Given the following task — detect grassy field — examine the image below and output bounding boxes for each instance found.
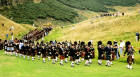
[0,51,140,77]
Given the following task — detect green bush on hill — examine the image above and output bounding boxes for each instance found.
[0,0,78,24]
[57,0,140,12]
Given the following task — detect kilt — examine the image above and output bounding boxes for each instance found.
[127,55,132,65]
[60,55,65,60]
[70,56,75,61]
[106,55,111,60]
[81,52,85,58]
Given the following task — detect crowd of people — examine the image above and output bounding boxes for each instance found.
[0,38,135,69]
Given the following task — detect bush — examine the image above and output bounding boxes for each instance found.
[57,0,140,12]
[0,0,78,24]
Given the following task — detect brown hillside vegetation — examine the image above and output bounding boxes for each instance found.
[0,15,35,40]
[51,9,140,44]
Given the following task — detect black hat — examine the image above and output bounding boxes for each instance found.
[88,41,91,46]
[107,41,112,45]
[97,41,102,46]
[125,41,131,47]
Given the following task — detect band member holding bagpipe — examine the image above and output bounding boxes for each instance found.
[69,44,76,67]
[64,45,69,63]
[36,42,41,60]
[51,46,57,64]
[31,43,36,61]
[84,45,91,66]
[124,41,135,69]
[41,44,47,63]
[59,44,65,65]
[75,45,81,65]
[97,41,105,65]
[80,41,85,61]
[0,39,3,50]
[105,41,114,67]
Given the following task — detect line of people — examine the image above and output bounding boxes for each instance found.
[0,39,135,69]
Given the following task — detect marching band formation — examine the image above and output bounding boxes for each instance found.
[0,39,135,69]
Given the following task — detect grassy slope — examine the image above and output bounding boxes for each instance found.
[0,15,35,39]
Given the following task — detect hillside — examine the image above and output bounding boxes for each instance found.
[44,6,140,49]
[1,0,140,26]
[0,15,35,39]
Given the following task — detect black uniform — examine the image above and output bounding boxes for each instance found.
[105,46,112,60]
[98,45,105,59]
[0,41,3,50]
[31,46,36,56]
[69,47,76,61]
[84,47,90,60]
[41,47,47,58]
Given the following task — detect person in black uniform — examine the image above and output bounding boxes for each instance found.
[97,41,104,65]
[52,46,57,64]
[89,45,95,64]
[31,43,36,61]
[84,45,91,66]
[0,39,3,50]
[58,44,65,65]
[36,42,41,60]
[124,41,135,69]
[64,45,69,63]
[22,42,27,59]
[26,42,31,60]
[41,45,47,63]
[47,44,52,61]
[69,45,76,67]
[105,41,113,67]
[4,40,8,55]
[75,45,81,65]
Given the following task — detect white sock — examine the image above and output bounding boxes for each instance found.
[129,65,132,69]
[71,61,74,66]
[98,60,102,64]
[27,56,30,60]
[32,57,35,61]
[4,51,7,55]
[52,59,55,63]
[110,61,113,65]
[65,58,68,62]
[127,65,130,68]
[48,57,51,61]
[81,58,84,61]
[15,53,18,57]
[23,55,26,59]
[78,58,81,62]
[89,59,92,63]
[38,56,40,59]
[43,58,46,62]
[60,60,63,64]
[85,60,89,65]
[55,57,58,61]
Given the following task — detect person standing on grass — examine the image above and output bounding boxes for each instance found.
[97,41,104,65]
[124,41,135,69]
[119,40,125,55]
[0,39,3,50]
[105,41,113,67]
[136,32,139,42]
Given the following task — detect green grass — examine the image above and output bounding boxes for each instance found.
[0,50,140,77]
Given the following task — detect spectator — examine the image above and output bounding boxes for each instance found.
[119,40,125,55]
[136,32,139,42]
